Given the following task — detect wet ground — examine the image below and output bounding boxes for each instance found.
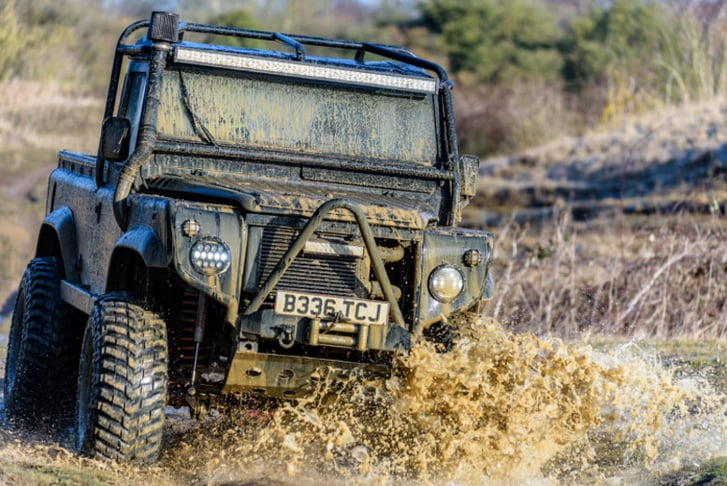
[0,313,725,485]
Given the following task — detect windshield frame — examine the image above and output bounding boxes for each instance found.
[154,61,445,168]
[102,19,464,226]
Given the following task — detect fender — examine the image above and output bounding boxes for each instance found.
[36,206,79,283]
[111,225,169,269]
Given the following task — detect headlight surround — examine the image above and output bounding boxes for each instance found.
[428,265,464,303]
[190,237,231,276]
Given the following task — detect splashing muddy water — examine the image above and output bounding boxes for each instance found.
[1,317,725,485]
[155,318,727,485]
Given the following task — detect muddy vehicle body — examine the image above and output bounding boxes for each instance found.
[3,12,494,463]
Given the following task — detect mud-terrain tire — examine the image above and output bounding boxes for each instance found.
[4,256,85,422]
[76,294,168,464]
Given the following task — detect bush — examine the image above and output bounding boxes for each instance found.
[485,210,727,339]
[421,0,564,84]
[453,81,576,155]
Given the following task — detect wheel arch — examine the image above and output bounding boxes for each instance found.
[106,226,169,294]
[36,206,79,282]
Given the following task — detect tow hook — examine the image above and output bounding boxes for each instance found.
[276,324,295,349]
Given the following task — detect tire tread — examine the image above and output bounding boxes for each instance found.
[4,257,84,421]
[79,295,168,463]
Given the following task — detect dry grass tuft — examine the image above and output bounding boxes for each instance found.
[484,209,727,339]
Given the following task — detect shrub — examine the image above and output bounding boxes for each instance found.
[485,210,727,339]
[421,0,564,84]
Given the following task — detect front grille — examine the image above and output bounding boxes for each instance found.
[257,226,361,297]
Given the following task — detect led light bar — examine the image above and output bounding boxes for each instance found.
[174,47,439,94]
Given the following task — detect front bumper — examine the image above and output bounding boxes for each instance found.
[239,308,412,353]
[221,350,390,399]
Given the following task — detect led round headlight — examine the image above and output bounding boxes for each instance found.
[428,265,464,303]
[190,237,231,276]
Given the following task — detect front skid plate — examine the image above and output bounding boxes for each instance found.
[222,351,390,399]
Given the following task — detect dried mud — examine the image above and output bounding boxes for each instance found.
[1,317,725,485]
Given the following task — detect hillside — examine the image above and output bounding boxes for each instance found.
[468,100,727,227]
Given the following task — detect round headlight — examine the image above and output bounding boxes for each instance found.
[190,237,231,276]
[428,265,464,303]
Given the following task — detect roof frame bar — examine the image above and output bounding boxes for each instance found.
[180,22,448,83]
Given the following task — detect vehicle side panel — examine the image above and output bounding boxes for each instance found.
[47,153,122,295]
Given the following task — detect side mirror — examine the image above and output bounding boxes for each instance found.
[100,116,131,162]
[459,154,479,198]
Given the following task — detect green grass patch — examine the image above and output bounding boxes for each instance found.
[658,457,727,485]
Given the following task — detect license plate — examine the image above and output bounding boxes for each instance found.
[274,291,389,325]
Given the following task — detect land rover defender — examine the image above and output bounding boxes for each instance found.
[3,12,494,463]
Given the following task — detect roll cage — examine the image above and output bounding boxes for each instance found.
[100,13,464,227]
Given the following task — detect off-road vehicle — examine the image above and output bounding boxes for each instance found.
[3,12,494,463]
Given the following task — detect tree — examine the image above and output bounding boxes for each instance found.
[420,0,564,83]
[205,8,265,49]
[0,0,32,81]
[561,0,669,119]
[562,0,666,86]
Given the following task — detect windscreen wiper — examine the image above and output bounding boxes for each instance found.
[178,70,218,147]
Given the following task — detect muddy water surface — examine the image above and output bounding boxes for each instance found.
[1,317,726,485]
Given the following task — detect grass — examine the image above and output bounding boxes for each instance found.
[689,458,727,485]
[657,457,727,485]
[480,210,727,340]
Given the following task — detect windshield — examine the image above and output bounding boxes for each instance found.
[156,67,440,165]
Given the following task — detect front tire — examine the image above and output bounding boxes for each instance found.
[76,294,168,463]
[4,256,84,423]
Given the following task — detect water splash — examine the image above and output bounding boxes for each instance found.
[156,318,726,485]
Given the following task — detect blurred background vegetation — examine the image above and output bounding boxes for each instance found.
[2,0,727,158]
